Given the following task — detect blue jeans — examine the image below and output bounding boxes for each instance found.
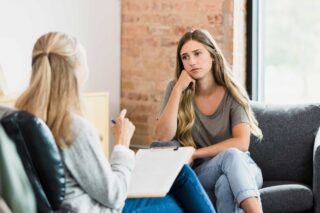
[123,165,216,213]
[193,148,263,213]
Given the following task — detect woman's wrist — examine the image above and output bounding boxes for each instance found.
[115,138,124,145]
[173,84,183,95]
[193,149,200,160]
[193,148,210,159]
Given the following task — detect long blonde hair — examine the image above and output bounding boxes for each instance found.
[15,32,82,149]
[175,29,263,147]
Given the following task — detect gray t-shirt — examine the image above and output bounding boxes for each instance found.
[160,80,249,148]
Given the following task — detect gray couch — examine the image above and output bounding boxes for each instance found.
[249,102,320,213]
[151,102,320,213]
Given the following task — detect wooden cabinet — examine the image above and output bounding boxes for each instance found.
[82,93,109,158]
[0,92,109,158]
[0,96,14,108]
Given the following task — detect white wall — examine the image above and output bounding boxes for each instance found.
[0,0,121,150]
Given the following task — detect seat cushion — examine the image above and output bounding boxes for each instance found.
[260,181,313,213]
[249,103,320,185]
[0,111,65,212]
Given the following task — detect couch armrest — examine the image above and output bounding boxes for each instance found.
[150,140,180,148]
[313,127,320,213]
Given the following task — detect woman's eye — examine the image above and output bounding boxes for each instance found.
[195,51,201,56]
[181,55,188,60]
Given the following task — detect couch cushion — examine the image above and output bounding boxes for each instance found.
[0,111,65,212]
[260,181,313,213]
[249,103,320,185]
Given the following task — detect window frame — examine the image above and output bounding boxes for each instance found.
[246,0,262,101]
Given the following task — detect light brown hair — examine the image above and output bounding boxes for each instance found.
[175,29,262,147]
[15,32,82,149]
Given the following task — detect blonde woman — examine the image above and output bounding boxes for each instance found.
[15,32,215,213]
[156,29,263,213]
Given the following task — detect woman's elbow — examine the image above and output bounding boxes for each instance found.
[239,139,250,152]
[155,126,168,141]
[106,182,128,209]
[109,197,125,210]
[240,146,249,152]
[155,131,171,141]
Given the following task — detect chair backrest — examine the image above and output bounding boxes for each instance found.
[0,124,36,213]
[249,102,320,186]
[0,109,65,212]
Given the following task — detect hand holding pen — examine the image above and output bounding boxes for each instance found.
[111,109,135,148]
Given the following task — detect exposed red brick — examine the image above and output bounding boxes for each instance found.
[207,14,224,24]
[121,0,243,147]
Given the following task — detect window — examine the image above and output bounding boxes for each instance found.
[248,0,320,103]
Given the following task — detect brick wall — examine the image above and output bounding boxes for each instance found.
[121,0,245,147]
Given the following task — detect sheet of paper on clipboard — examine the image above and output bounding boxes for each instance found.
[127,146,195,198]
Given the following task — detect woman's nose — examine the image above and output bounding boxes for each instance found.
[189,56,196,66]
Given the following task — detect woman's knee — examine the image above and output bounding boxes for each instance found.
[218,148,248,172]
[179,164,196,179]
[220,148,244,161]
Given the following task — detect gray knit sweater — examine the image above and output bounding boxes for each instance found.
[61,114,135,213]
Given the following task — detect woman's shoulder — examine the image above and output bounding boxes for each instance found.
[71,113,93,127]
[225,89,241,107]
[62,113,101,155]
[70,113,98,138]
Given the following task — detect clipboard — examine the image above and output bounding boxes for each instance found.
[127,146,195,198]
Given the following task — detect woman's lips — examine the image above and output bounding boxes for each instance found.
[191,68,200,73]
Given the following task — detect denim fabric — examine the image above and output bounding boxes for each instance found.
[194,148,263,213]
[123,165,216,213]
[123,195,183,213]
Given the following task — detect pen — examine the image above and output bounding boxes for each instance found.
[111,119,116,124]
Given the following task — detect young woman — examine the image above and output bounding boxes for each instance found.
[15,32,215,213]
[156,29,264,213]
